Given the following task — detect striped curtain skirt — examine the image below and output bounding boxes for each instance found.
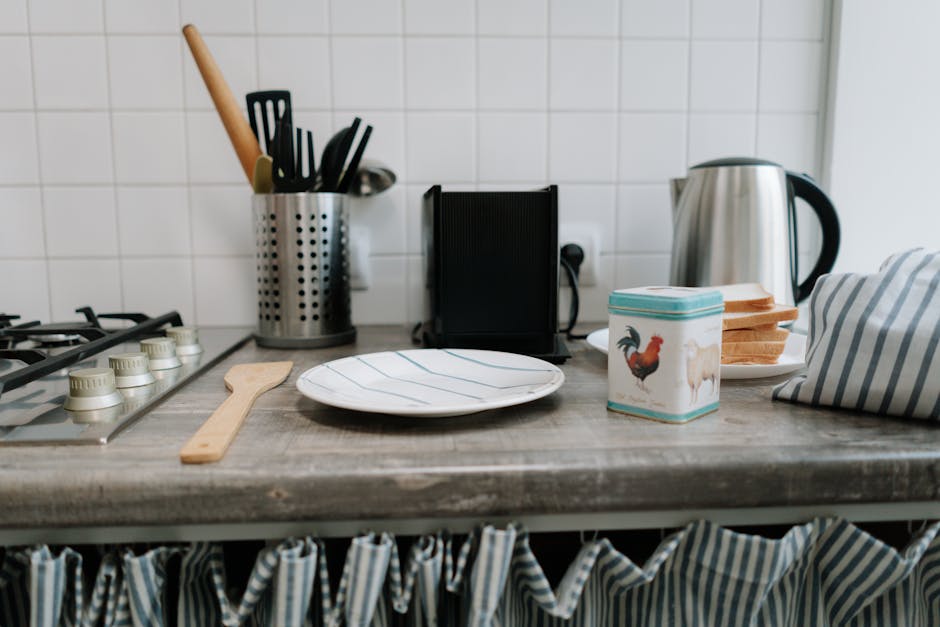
[2,517,940,626]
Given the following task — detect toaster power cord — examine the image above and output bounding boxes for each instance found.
[560,243,588,340]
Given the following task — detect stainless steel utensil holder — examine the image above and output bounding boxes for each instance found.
[253,193,356,348]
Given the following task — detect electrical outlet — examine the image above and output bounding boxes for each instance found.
[559,223,600,287]
[348,227,370,290]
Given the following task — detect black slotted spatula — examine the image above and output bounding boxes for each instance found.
[246,90,292,157]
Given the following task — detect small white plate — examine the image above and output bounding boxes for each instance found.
[296,349,564,417]
[585,328,807,380]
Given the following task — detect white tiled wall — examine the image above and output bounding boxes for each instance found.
[0,0,830,327]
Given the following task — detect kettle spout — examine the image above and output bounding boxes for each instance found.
[669,178,687,218]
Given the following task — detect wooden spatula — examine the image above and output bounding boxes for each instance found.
[180,361,293,464]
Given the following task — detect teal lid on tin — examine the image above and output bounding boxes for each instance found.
[608,286,723,314]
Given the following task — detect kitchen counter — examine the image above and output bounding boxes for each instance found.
[2,325,939,542]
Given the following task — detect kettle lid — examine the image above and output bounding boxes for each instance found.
[691,156,782,170]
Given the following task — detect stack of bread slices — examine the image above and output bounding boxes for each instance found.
[717,284,798,365]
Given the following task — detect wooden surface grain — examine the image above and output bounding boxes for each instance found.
[1,325,939,529]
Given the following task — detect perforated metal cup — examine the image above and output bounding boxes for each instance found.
[253,193,356,348]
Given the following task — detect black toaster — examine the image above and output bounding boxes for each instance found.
[419,185,569,363]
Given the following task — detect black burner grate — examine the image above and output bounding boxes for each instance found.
[0,307,183,398]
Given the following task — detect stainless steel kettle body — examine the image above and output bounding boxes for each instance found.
[669,157,840,305]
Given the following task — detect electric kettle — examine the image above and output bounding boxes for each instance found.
[669,157,840,305]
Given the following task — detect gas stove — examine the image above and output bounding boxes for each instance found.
[0,307,250,445]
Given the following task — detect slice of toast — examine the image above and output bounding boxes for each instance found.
[723,328,790,342]
[722,340,787,357]
[722,304,798,331]
[716,283,775,312]
[721,354,782,365]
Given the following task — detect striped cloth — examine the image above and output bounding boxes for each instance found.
[774,248,940,419]
[4,518,940,626]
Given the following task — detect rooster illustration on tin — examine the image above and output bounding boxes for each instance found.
[617,326,663,392]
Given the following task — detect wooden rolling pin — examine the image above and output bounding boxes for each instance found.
[182,24,261,185]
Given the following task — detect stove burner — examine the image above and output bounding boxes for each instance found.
[0,307,184,399]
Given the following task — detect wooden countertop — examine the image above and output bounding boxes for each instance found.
[2,325,939,530]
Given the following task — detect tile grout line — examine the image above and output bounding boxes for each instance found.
[23,0,53,321]
[754,0,764,155]
[180,0,199,326]
[612,0,623,288]
[398,0,413,322]
[544,0,551,183]
[101,0,128,316]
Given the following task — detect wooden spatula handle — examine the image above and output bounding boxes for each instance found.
[180,390,257,463]
[182,24,261,184]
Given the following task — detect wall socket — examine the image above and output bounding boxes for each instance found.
[559,223,600,287]
[348,227,370,290]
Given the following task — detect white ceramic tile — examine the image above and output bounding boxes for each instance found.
[37,112,113,184]
[478,0,547,36]
[0,113,39,184]
[330,0,402,34]
[192,256,256,325]
[615,184,673,253]
[406,113,475,182]
[406,38,475,109]
[558,254,613,323]
[761,0,825,40]
[108,36,183,109]
[256,0,328,34]
[687,113,756,165]
[257,36,331,109]
[0,188,44,258]
[185,111,245,184]
[548,113,616,182]
[550,0,618,36]
[180,0,254,33]
[347,186,406,255]
[691,0,758,39]
[116,187,191,257]
[29,0,102,33]
[759,41,823,112]
[618,113,686,182]
[334,110,405,182]
[43,187,118,257]
[621,0,689,38]
[104,1,180,33]
[404,183,427,254]
[478,38,547,110]
[189,185,254,256]
[556,184,616,252]
[183,36,257,109]
[48,258,122,321]
[113,113,187,184]
[351,256,407,324]
[613,253,670,288]
[404,0,474,35]
[0,0,27,33]
[405,254,423,322]
[757,113,818,175]
[32,36,108,109]
[0,260,50,320]
[620,41,688,111]
[121,258,195,323]
[332,37,403,109]
[0,37,32,109]
[478,113,546,182]
[690,41,758,111]
[550,39,617,110]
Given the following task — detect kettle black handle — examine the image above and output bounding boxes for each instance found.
[786,171,840,302]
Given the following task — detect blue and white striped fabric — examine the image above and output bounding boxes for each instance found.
[774,248,940,419]
[4,517,940,626]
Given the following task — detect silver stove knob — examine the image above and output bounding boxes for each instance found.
[63,367,124,411]
[165,326,204,356]
[109,352,156,388]
[140,337,182,370]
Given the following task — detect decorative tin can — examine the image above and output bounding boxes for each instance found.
[608,286,724,423]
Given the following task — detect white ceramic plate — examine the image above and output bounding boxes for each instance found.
[296,349,565,417]
[585,328,807,380]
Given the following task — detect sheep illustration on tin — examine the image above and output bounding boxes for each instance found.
[684,339,720,403]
